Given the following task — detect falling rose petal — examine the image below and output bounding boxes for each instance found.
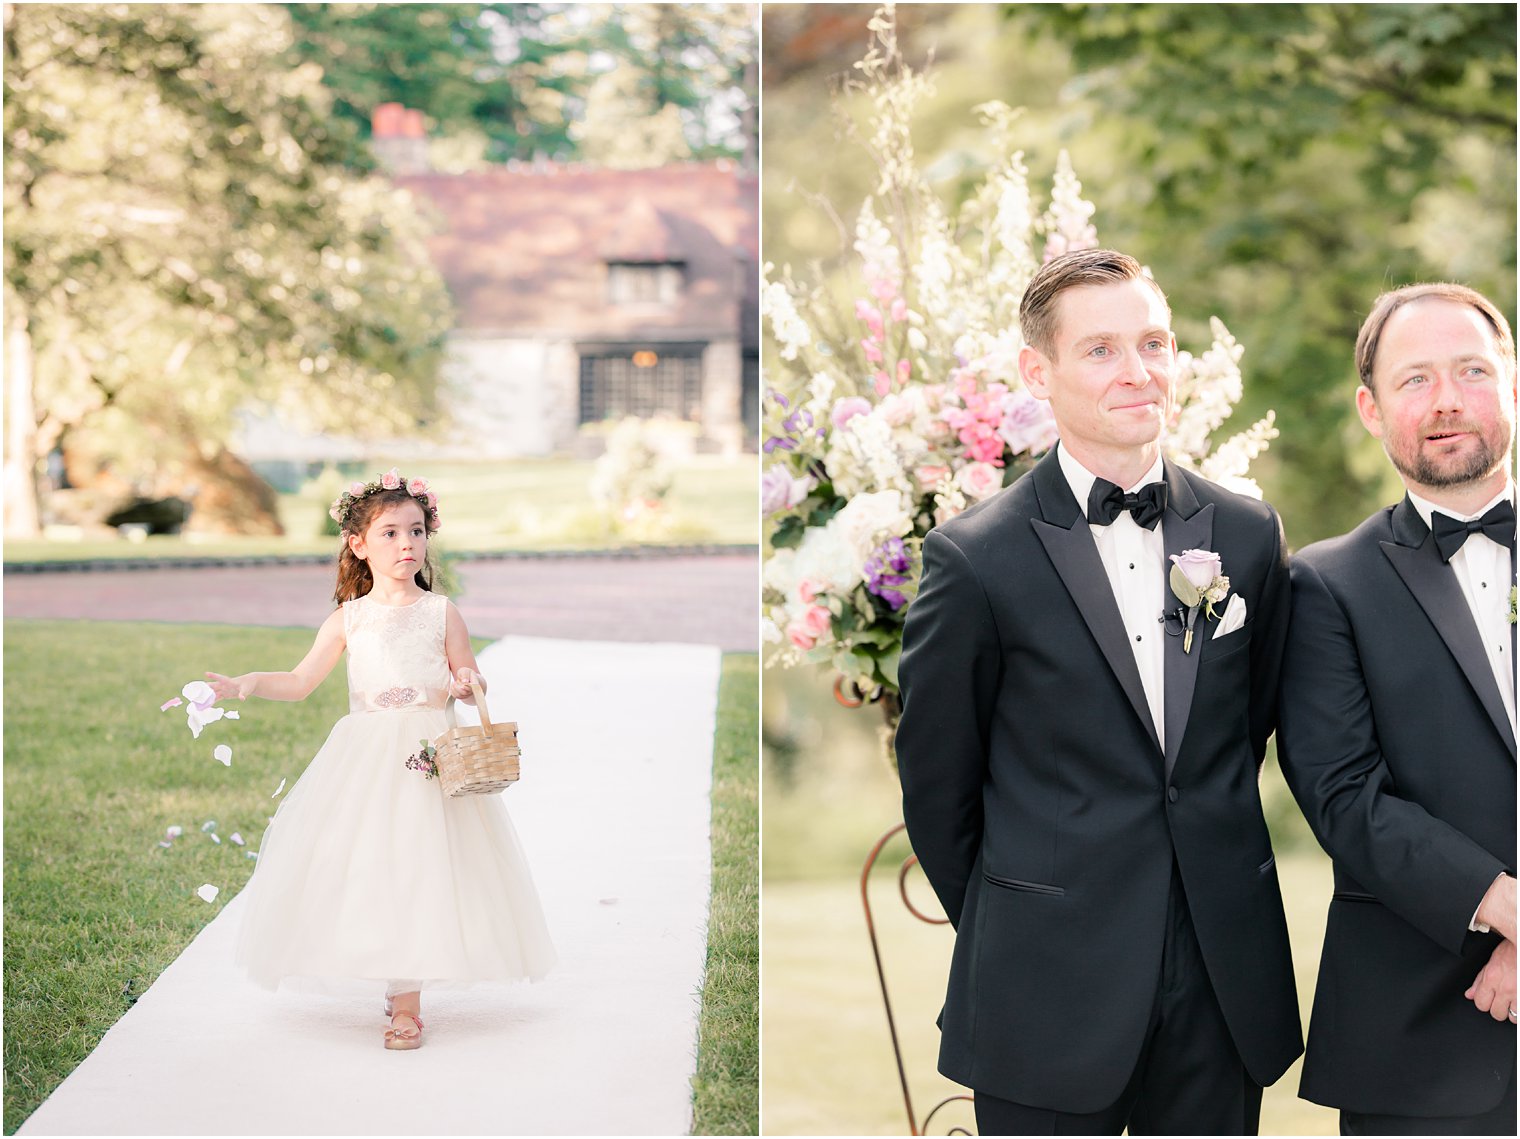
[160,697,183,712]
[271,778,287,798]
[229,832,245,846]
[208,833,221,844]
[223,711,240,720]
[181,681,215,705]
[166,825,183,839]
[201,820,217,832]
[212,745,232,766]
[186,704,225,739]
[245,850,258,860]
[196,884,219,904]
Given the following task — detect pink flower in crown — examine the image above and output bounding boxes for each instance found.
[381,468,402,490]
[348,481,366,496]
[407,477,429,496]
[424,490,438,509]
[328,504,342,522]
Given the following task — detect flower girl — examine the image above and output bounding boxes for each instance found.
[207,470,555,1049]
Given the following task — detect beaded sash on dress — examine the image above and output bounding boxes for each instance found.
[343,593,451,713]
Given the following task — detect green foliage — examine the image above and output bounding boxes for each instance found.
[691,654,760,1135]
[4,4,453,525]
[284,4,585,163]
[1011,2,1517,545]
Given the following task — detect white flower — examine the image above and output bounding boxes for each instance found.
[761,268,813,361]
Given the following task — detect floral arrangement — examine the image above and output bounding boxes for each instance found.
[406,740,439,780]
[329,467,439,531]
[761,5,1277,700]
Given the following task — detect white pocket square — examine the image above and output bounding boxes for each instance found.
[1213,593,1247,638]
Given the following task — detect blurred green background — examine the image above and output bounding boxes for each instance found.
[760,4,1513,1134]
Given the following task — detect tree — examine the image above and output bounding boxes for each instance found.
[1012,3,1517,544]
[4,4,452,537]
[575,4,756,168]
[283,4,588,165]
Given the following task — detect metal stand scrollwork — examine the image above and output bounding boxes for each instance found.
[861,822,976,1136]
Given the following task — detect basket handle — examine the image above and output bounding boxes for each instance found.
[449,681,492,732]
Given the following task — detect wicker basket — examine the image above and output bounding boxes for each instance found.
[432,684,521,797]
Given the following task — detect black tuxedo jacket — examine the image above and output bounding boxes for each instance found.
[897,449,1302,1113]
[1277,497,1516,1117]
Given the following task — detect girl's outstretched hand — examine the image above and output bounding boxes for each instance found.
[206,671,255,702]
[450,667,483,702]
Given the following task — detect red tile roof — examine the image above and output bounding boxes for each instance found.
[396,163,758,344]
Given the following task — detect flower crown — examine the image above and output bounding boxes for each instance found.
[329,468,440,532]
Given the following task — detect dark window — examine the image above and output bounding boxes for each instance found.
[741,351,759,445]
[579,346,704,423]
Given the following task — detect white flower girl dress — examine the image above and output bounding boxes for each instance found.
[235,591,556,991]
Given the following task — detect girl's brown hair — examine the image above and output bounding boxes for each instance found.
[333,489,438,605]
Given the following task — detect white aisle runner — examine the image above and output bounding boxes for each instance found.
[20,636,722,1136]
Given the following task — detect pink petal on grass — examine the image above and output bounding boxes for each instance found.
[223,711,240,720]
[229,832,245,846]
[157,840,172,849]
[160,697,183,712]
[181,680,214,705]
[196,884,219,903]
[212,745,232,766]
[208,833,221,844]
[201,820,217,833]
[166,825,183,839]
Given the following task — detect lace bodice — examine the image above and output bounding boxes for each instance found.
[342,592,451,713]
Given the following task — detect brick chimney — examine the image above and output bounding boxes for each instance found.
[371,103,430,176]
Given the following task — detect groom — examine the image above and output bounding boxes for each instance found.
[1276,283,1516,1135]
[897,249,1302,1134]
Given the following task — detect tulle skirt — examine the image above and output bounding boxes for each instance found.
[234,707,556,993]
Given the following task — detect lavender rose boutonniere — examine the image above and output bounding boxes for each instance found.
[1169,549,1230,654]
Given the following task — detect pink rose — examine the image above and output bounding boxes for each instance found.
[381,468,402,490]
[1171,549,1222,591]
[425,490,438,508]
[878,393,913,426]
[956,461,1003,501]
[348,481,366,496]
[798,579,821,605]
[802,605,831,637]
[934,502,964,526]
[408,477,428,496]
[328,504,341,522]
[999,391,1060,456]
[786,619,817,651]
[832,397,872,431]
[915,465,950,489]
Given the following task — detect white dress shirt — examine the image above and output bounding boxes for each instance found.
[1406,483,1517,934]
[1407,483,1517,729]
[1058,444,1168,751]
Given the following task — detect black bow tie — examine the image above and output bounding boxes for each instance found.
[1430,500,1516,563]
[1086,478,1167,530]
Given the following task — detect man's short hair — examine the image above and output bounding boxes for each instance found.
[1018,248,1171,358]
[1355,282,1516,392]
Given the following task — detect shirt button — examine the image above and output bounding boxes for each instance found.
[1129,563,1136,570]
[1135,634,1143,642]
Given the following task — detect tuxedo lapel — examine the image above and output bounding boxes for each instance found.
[1380,497,1517,755]
[1160,465,1215,780]
[1030,453,1161,753]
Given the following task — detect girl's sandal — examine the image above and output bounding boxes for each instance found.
[383,1011,424,1051]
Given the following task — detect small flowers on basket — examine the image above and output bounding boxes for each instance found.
[1169,550,1230,654]
[405,740,439,780]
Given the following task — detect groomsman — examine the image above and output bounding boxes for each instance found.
[1277,282,1516,1135]
[897,248,1302,1135]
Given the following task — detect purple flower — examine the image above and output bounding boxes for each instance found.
[999,391,1060,456]
[831,397,873,431]
[762,466,813,514]
[864,537,913,610]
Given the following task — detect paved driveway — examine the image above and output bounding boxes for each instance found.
[3,554,758,652]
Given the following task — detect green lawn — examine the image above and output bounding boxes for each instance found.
[3,622,758,1135]
[692,654,760,1135]
[6,456,758,563]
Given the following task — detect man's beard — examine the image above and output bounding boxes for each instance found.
[1384,417,1513,489]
